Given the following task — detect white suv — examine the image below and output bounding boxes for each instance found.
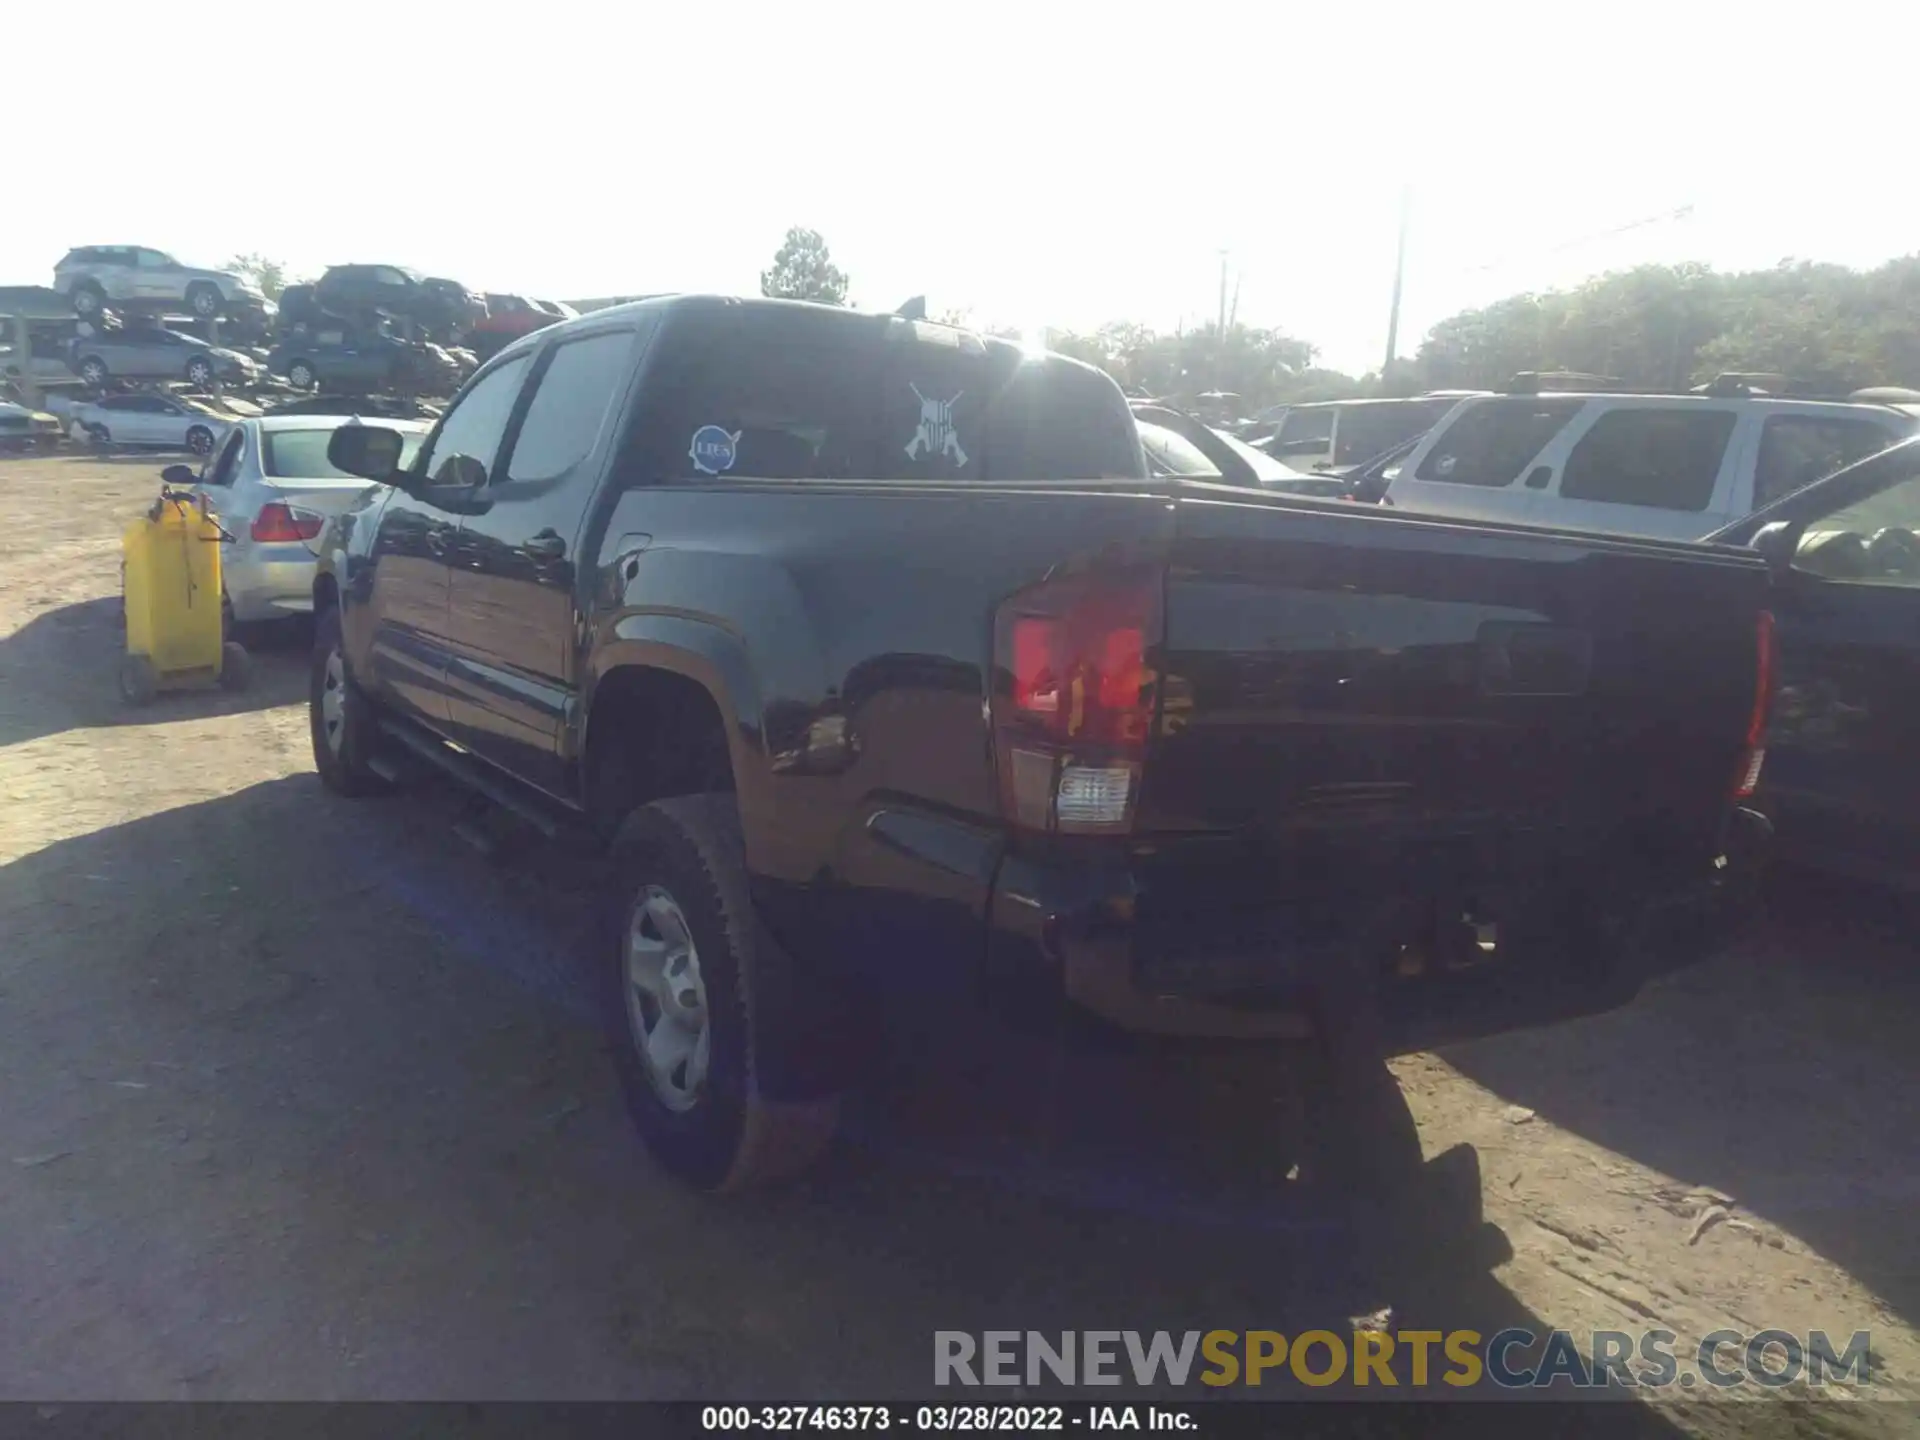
[53,246,267,321]
[1385,388,1918,540]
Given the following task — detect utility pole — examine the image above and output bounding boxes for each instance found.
[1216,250,1231,394]
[1383,186,1411,376]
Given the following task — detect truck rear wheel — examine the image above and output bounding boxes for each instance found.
[606,795,838,1191]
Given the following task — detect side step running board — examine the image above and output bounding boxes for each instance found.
[374,718,561,838]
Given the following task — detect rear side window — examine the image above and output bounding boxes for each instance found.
[1560,408,1736,511]
[503,329,638,483]
[1416,398,1584,486]
[883,335,1142,482]
[625,308,1142,485]
[629,307,883,482]
[972,355,1143,480]
[1753,415,1900,509]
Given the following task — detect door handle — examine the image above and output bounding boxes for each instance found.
[523,530,566,559]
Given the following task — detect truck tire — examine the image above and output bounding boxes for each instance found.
[309,606,389,796]
[606,795,839,1191]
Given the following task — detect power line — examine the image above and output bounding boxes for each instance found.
[1455,204,1696,278]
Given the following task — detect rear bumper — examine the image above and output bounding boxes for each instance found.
[225,545,319,622]
[984,807,1772,1050]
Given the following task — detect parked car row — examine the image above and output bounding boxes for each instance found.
[21,246,582,404]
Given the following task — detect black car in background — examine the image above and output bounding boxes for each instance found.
[1710,434,1920,888]
[312,265,485,343]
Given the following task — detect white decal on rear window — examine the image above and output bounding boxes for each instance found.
[906,385,967,467]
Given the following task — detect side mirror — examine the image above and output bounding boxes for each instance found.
[160,464,197,487]
[1749,520,1800,577]
[327,423,408,483]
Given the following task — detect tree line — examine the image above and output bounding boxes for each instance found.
[763,228,1920,412]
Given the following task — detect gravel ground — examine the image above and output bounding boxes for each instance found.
[1,453,1916,1436]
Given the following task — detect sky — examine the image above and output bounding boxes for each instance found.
[8,1,1916,374]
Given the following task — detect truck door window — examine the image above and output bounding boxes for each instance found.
[1560,408,1735,510]
[1416,398,1584,486]
[503,330,637,483]
[415,356,530,491]
[1754,415,1901,509]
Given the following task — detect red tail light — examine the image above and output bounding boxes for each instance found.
[1733,610,1776,799]
[251,502,324,543]
[991,565,1162,834]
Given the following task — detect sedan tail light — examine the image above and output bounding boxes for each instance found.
[251,502,324,543]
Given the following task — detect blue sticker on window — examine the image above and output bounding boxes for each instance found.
[689,425,740,476]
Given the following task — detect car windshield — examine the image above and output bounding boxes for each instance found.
[263,427,425,479]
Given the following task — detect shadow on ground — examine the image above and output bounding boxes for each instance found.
[0,773,1701,1426]
[1442,867,1920,1332]
[0,595,308,747]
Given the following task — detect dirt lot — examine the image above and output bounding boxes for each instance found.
[1,453,1916,1434]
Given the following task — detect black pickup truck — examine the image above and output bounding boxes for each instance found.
[312,295,1773,1193]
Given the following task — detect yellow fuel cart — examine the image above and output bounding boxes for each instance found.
[119,486,250,705]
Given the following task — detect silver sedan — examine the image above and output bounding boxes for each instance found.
[170,414,428,633]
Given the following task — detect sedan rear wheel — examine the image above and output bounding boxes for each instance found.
[288,361,316,390]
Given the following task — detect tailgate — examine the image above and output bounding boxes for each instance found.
[1139,496,1768,859]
